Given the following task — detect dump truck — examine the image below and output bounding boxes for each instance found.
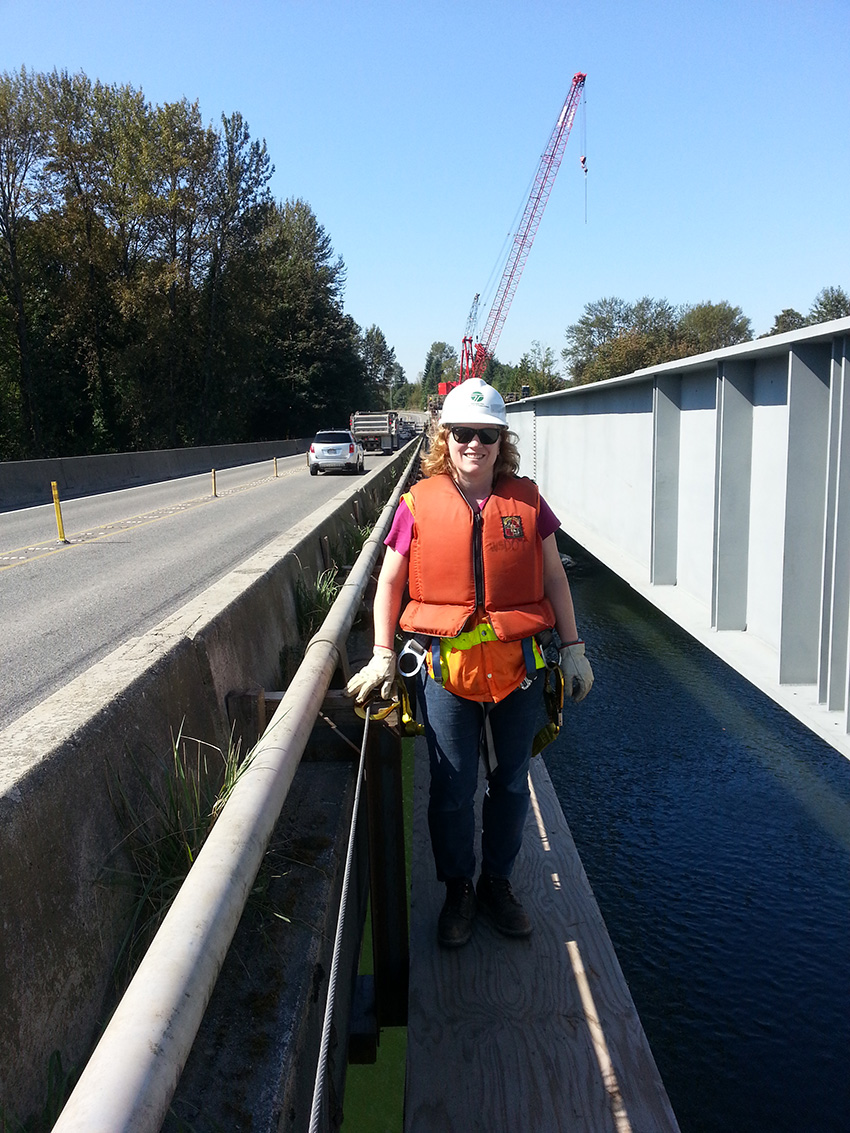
[349,411,399,454]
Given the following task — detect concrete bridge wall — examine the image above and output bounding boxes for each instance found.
[508,317,850,761]
[0,438,311,511]
[0,453,406,1121]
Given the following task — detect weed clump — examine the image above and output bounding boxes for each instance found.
[106,726,253,984]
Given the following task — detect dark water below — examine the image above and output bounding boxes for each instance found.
[546,540,850,1133]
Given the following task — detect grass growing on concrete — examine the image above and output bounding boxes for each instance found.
[106,725,255,985]
[290,520,374,659]
[295,566,343,642]
[337,520,375,571]
[0,1051,77,1133]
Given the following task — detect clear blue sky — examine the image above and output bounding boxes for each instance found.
[2,0,848,383]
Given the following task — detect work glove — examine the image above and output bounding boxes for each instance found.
[345,647,397,705]
[559,641,594,703]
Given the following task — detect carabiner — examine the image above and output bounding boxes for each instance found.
[353,681,425,736]
[354,697,398,723]
[398,678,425,736]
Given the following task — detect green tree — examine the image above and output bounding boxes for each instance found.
[250,197,362,438]
[491,342,564,397]
[563,295,752,385]
[200,111,273,439]
[389,360,409,408]
[403,380,423,411]
[561,295,633,382]
[0,68,380,458]
[524,341,564,395]
[421,341,458,402]
[574,330,672,386]
[678,300,752,353]
[563,296,683,384]
[360,324,398,408]
[631,296,679,340]
[764,308,807,336]
[133,98,219,447]
[83,78,167,450]
[420,355,438,402]
[485,357,518,397]
[38,70,117,449]
[0,66,47,455]
[809,285,850,324]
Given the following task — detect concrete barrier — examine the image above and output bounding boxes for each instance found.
[0,450,407,1122]
[0,438,311,511]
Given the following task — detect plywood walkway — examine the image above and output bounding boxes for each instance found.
[404,738,681,1133]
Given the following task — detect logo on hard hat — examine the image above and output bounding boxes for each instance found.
[471,392,483,402]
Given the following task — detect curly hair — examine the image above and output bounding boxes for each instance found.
[420,422,521,481]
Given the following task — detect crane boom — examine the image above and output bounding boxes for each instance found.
[459,293,480,385]
[461,72,586,383]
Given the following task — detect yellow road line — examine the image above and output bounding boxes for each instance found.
[0,498,213,569]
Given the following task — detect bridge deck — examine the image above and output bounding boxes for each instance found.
[404,738,680,1133]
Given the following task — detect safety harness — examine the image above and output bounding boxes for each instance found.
[360,627,565,754]
[355,677,424,737]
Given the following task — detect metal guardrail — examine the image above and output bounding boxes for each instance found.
[52,442,423,1133]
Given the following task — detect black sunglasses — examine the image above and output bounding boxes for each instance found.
[450,426,502,445]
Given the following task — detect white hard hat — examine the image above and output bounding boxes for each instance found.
[440,378,507,427]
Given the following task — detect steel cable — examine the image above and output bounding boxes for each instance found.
[308,703,372,1133]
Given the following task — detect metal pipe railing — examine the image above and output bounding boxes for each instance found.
[53,442,422,1133]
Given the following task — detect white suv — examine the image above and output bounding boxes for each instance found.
[307,430,365,476]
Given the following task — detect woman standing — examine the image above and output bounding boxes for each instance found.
[346,379,593,948]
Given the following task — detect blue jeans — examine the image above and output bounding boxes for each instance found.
[415,670,543,882]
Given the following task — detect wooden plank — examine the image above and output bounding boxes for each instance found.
[226,689,363,760]
[405,739,680,1133]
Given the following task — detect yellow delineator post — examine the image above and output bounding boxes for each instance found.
[273,457,278,478]
[51,481,69,543]
[211,469,217,497]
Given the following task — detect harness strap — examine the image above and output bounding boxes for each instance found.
[430,638,443,685]
[521,636,538,677]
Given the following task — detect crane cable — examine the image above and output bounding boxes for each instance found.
[308,702,372,1133]
[469,79,588,352]
[581,85,588,224]
[475,96,566,346]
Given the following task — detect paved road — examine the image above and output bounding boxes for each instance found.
[0,454,374,733]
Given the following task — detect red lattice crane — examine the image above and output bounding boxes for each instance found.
[455,72,586,389]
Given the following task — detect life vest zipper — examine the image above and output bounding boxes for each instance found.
[473,510,484,607]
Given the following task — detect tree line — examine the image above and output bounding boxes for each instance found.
[0,67,403,461]
[413,340,564,406]
[409,286,849,408]
[561,288,850,386]
[4,67,846,458]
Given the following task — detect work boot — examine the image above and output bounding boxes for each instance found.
[476,874,532,937]
[437,878,476,948]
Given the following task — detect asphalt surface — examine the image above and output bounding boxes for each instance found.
[0,454,374,733]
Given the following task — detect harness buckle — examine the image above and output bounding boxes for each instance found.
[536,627,564,669]
[398,637,429,677]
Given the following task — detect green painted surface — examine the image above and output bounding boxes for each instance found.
[342,735,415,1131]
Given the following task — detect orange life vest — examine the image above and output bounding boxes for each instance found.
[400,474,555,641]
